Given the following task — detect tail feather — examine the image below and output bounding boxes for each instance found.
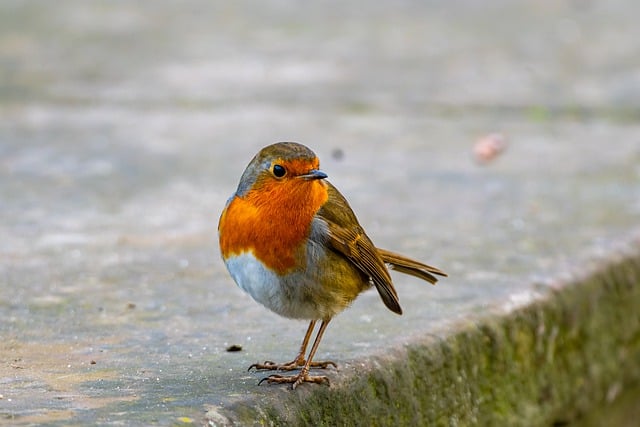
[377,248,447,285]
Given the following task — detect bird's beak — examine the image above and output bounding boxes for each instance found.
[299,169,328,180]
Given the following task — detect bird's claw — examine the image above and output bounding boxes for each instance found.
[248,359,336,372]
[248,360,298,371]
[311,360,337,369]
[258,373,331,389]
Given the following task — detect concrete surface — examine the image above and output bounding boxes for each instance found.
[1,0,639,425]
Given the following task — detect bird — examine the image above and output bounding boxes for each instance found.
[218,142,446,389]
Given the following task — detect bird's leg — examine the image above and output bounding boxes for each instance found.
[259,319,333,389]
[249,320,337,372]
[249,320,315,371]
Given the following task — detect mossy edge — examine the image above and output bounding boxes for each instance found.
[219,254,640,426]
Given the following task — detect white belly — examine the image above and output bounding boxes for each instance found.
[224,252,324,319]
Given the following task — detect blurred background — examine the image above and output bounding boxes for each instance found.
[1,0,639,424]
[2,0,638,275]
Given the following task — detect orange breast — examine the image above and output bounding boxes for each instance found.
[219,178,328,274]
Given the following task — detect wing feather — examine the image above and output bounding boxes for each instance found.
[323,221,402,314]
[316,183,402,314]
[314,182,446,316]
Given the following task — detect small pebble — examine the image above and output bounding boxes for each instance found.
[473,133,508,164]
[226,344,242,352]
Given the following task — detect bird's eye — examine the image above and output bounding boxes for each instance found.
[272,164,286,178]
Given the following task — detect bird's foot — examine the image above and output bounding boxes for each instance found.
[258,372,330,389]
[248,359,336,372]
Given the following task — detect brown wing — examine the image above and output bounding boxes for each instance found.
[323,220,403,315]
[316,183,402,315]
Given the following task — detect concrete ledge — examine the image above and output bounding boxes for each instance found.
[3,1,640,425]
[210,246,640,426]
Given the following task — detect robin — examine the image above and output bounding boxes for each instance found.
[218,142,446,389]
